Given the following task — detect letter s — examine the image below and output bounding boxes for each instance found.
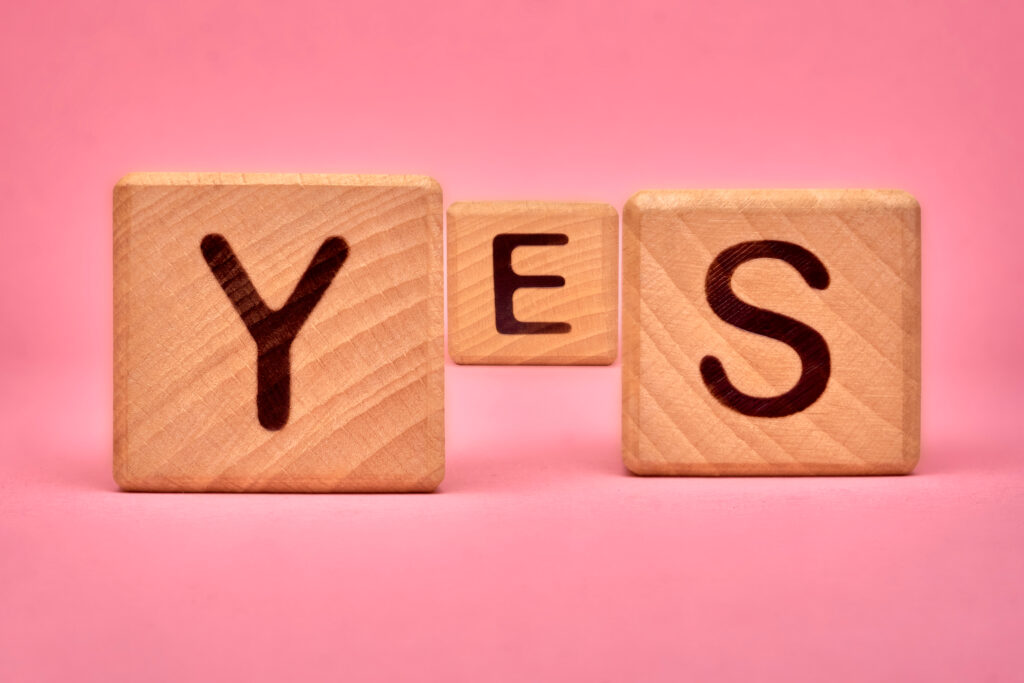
[700,240,831,418]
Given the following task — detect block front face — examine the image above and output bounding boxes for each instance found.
[622,190,921,475]
[447,202,618,365]
[114,173,444,491]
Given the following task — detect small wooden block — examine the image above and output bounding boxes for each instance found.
[114,173,444,492]
[622,190,921,475]
[447,201,618,365]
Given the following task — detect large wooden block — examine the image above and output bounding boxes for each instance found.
[622,189,921,475]
[447,201,618,364]
[114,173,444,492]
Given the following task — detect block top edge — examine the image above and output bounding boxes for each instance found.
[625,189,919,212]
[115,172,441,191]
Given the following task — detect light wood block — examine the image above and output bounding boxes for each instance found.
[447,201,618,365]
[622,189,921,475]
[114,173,444,492]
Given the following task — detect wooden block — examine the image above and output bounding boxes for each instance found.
[114,173,444,492]
[447,201,618,365]
[622,189,921,475]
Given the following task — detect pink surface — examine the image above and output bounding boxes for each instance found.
[1,1,1022,681]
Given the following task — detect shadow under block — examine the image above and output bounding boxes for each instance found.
[114,173,444,492]
[622,190,921,475]
[447,201,618,365]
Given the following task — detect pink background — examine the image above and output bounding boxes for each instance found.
[2,0,1022,680]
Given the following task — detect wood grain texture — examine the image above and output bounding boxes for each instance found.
[622,189,921,475]
[447,201,618,365]
[114,173,444,492]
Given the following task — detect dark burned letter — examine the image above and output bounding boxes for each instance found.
[700,240,830,418]
[201,235,349,430]
[492,233,571,334]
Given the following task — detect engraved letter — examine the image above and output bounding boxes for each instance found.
[201,235,349,430]
[492,233,571,334]
[701,240,830,417]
